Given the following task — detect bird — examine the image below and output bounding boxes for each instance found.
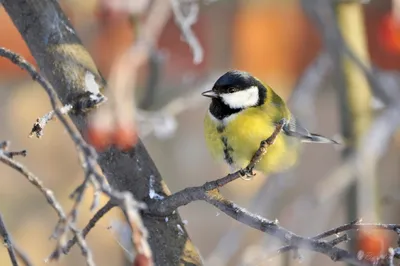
[202,70,338,176]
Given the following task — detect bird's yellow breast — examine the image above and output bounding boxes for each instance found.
[204,107,298,174]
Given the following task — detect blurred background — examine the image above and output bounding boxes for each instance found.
[1,0,400,265]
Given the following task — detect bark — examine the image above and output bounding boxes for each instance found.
[1,0,203,265]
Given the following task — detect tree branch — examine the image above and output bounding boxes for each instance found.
[63,201,116,254]
[170,0,203,64]
[269,218,400,258]
[0,212,35,266]
[206,192,369,266]
[0,140,96,266]
[29,104,73,138]
[0,213,20,266]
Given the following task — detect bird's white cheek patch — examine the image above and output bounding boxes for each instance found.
[221,86,259,109]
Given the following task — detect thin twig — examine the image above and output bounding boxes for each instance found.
[29,104,73,138]
[13,247,33,266]
[0,141,27,159]
[0,213,19,266]
[170,0,203,64]
[63,201,116,254]
[270,233,351,259]
[314,222,400,239]
[269,218,400,259]
[205,192,369,266]
[303,0,400,105]
[0,142,95,266]
[0,149,66,222]
[386,247,396,266]
[313,218,362,239]
[329,234,350,247]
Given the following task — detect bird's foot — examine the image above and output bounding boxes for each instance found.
[278,118,288,126]
[239,167,256,180]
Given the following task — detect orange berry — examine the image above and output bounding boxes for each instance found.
[112,124,138,151]
[379,13,400,54]
[86,125,112,152]
[133,254,151,266]
[357,229,390,261]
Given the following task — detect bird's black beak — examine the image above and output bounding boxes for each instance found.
[201,90,218,98]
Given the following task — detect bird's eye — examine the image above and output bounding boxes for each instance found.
[228,87,237,93]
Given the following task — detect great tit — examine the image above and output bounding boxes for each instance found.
[202,70,338,175]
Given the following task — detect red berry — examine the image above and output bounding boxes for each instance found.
[112,124,138,151]
[357,229,389,261]
[379,13,400,54]
[133,254,151,266]
[86,125,112,152]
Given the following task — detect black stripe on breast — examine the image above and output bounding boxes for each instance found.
[217,124,225,133]
[221,136,234,165]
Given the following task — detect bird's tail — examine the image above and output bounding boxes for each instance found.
[302,133,340,144]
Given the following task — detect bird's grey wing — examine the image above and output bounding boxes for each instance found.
[283,115,338,144]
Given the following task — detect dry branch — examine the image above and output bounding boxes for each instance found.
[63,201,116,254]
[0,140,95,266]
[269,219,400,258]
[29,104,73,138]
[170,0,203,64]
[0,213,20,266]
[0,212,35,266]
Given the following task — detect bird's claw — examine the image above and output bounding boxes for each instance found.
[278,118,288,126]
[239,167,256,180]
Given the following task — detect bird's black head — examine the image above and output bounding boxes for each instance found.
[202,70,267,120]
